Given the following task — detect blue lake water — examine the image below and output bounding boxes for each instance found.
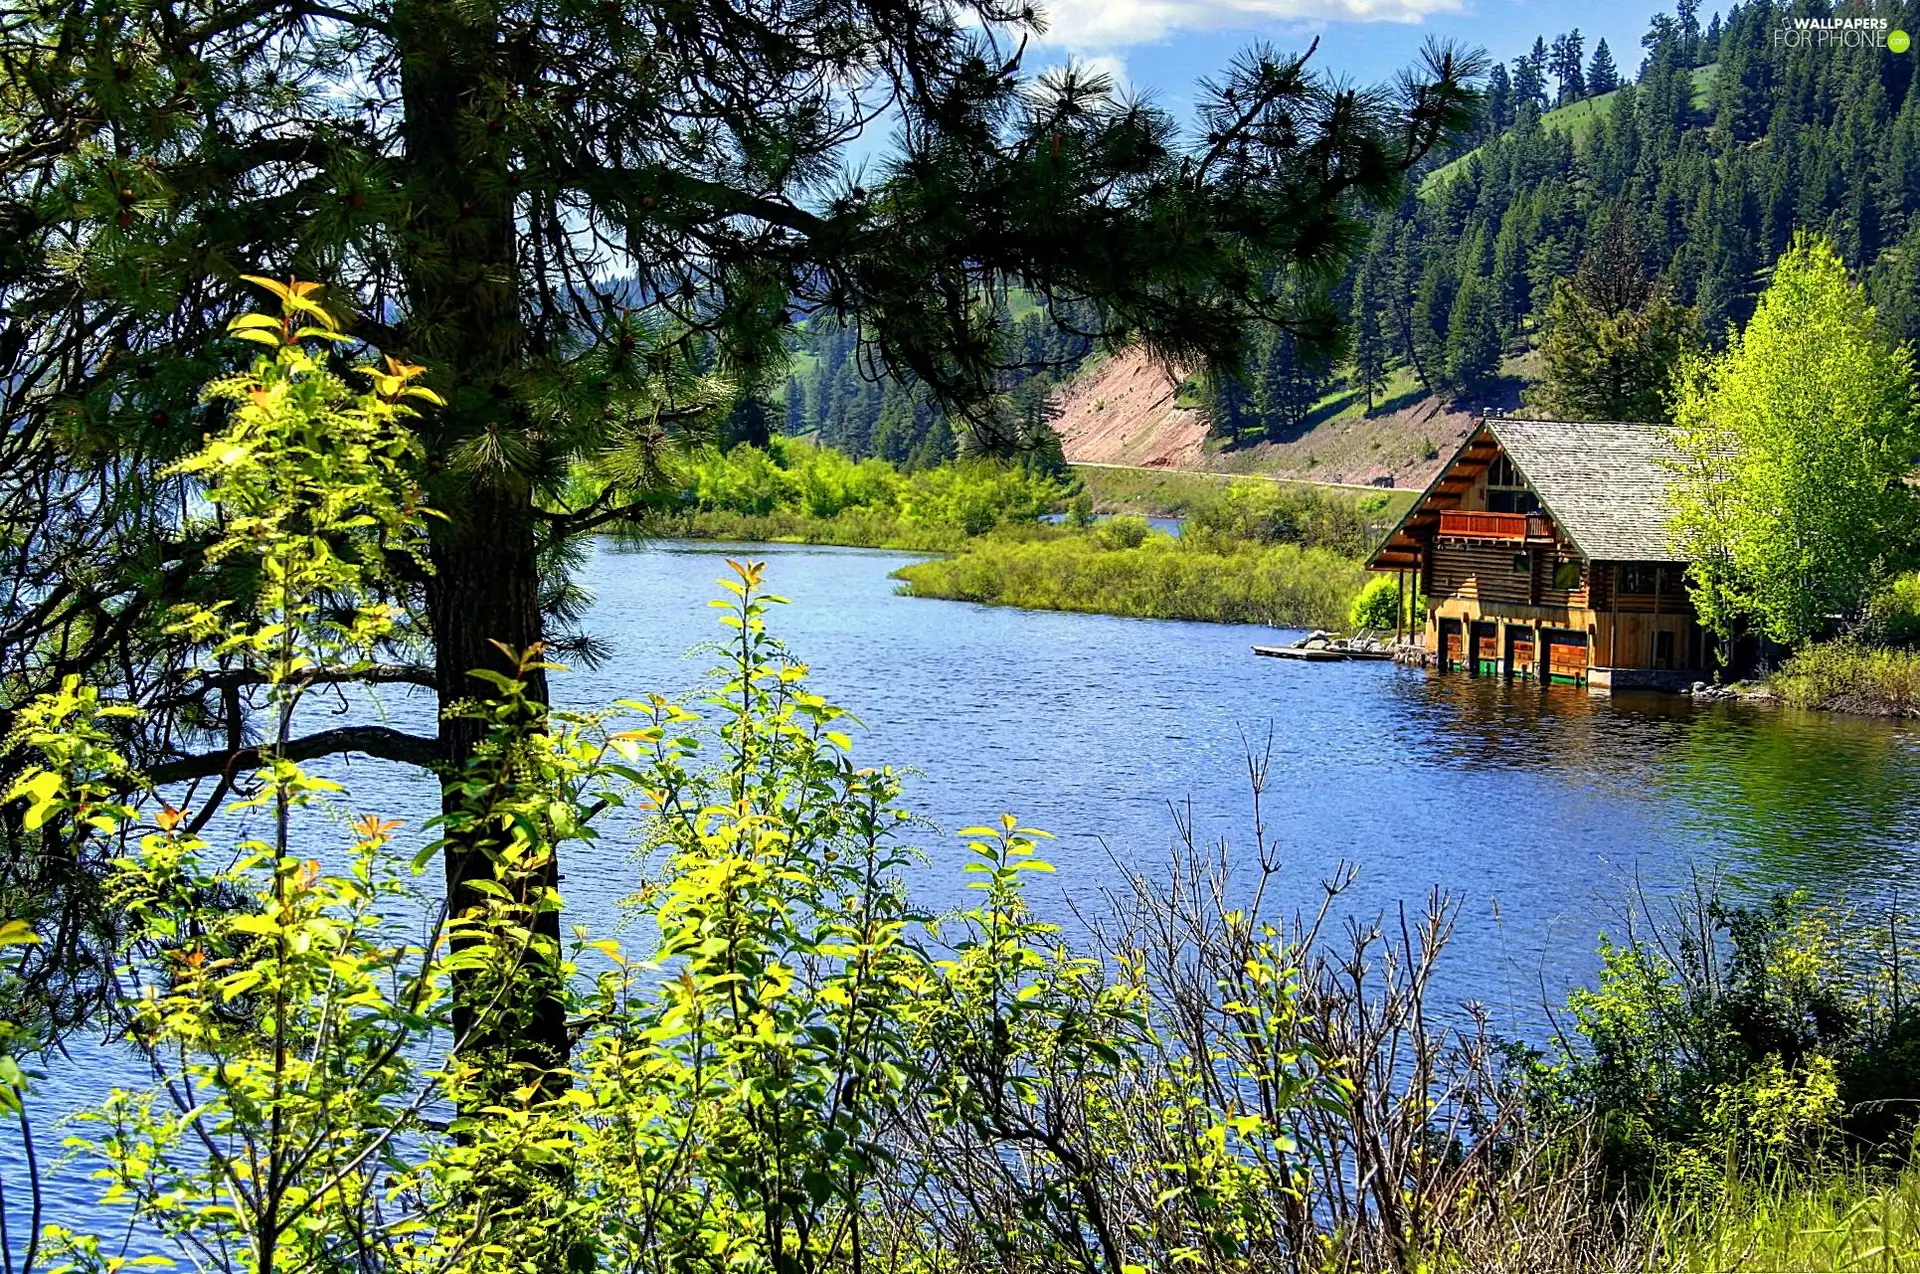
[14,538,1920,1241]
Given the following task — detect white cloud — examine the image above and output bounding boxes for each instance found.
[1072,53,1134,91]
[1034,0,1462,52]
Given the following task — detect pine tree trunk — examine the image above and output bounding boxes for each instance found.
[398,0,570,1081]
[425,486,570,1076]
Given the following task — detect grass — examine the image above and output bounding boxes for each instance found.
[892,524,1368,629]
[1768,641,1920,716]
[1643,1162,1920,1271]
[1424,63,1720,194]
[1074,463,1418,523]
[658,507,977,553]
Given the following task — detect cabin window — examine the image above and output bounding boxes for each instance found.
[1511,552,1531,575]
[1553,559,1581,591]
[1485,453,1540,515]
[1620,563,1660,594]
[1654,630,1676,670]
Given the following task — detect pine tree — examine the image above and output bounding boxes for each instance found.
[785,378,810,434]
[1444,275,1503,394]
[1256,328,1329,440]
[1414,257,1460,390]
[723,392,776,449]
[1870,220,1920,350]
[1486,62,1515,134]
[1532,214,1698,421]
[1677,0,1702,63]
[1351,281,1390,411]
[1204,367,1255,442]
[1513,48,1548,115]
[1587,39,1620,96]
[1550,31,1586,106]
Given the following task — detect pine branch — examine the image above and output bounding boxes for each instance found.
[143,727,442,787]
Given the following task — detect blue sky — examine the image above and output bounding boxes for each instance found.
[1031,0,1677,110]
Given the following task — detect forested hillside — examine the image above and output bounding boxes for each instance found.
[783,1,1920,468]
[1312,0,1920,431]
[778,299,1097,468]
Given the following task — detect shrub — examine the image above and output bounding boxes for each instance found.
[1180,479,1383,557]
[652,439,1070,544]
[1535,885,1920,1191]
[1096,514,1151,549]
[1866,570,1920,645]
[1770,641,1920,715]
[1349,575,1403,631]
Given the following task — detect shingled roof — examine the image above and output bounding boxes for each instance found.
[1367,417,1688,569]
[1492,418,1686,561]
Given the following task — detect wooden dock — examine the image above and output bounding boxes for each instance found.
[1253,644,1349,661]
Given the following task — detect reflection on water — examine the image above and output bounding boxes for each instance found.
[17,538,1920,1238]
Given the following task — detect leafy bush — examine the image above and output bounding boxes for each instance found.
[641,437,1071,546]
[1866,570,1920,645]
[1095,514,1151,549]
[1181,478,1386,557]
[1534,886,1920,1192]
[1349,575,1403,631]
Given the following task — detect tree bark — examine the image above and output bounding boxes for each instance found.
[425,484,570,1078]
[398,0,570,1080]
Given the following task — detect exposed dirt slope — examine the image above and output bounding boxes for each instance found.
[1050,349,1208,469]
[1053,345,1534,494]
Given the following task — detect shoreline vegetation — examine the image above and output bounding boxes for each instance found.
[603,437,1397,629]
[19,544,1920,1270]
[608,439,1920,716]
[890,527,1367,629]
[1766,641,1920,718]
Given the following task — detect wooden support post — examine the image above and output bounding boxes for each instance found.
[1610,564,1621,672]
[1398,569,1407,645]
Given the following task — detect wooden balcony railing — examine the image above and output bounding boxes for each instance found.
[1438,510,1554,541]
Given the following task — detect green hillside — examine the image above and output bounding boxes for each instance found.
[1422,63,1719,194]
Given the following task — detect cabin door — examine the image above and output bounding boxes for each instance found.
[1439,619,1464,671]
[1543,629,1588,685]
[1507,627,1538,680]
[1471,622,1500,676]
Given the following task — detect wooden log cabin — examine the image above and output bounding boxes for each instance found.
[1367,417,1702,691]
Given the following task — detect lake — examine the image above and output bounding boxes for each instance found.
[15,538,1920,1239]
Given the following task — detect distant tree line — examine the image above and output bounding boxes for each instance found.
[771,301,1099,467]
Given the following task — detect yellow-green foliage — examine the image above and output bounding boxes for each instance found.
[1076,465,1410,556]
[1668,235,1920,646]
[1770,641,1920,716]
[893,528,1367,628]
[653,437,1069,547]
[1349,575,1408,631]
[1869,570,1920,645]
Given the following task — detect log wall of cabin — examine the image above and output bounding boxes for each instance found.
[1421,550,1702,675]
[1591,561,1698,670]
[1533,553,1589,609]
[1428,542,1589,609]
[1430,542,1532,605]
